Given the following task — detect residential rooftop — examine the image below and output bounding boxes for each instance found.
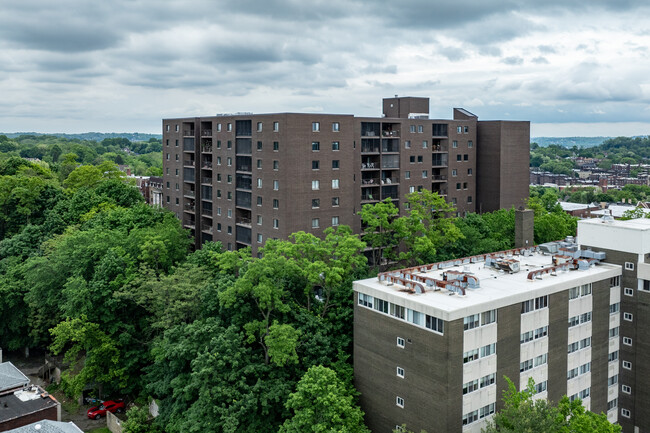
[353,242,620,321]
[6,420,82,433]
[0,362,29,394]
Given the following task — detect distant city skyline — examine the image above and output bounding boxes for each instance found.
[2,1,650,136]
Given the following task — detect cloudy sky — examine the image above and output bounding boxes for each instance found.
[1,0,650,137]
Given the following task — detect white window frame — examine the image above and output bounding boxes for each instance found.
[273,121,279,132]
[624,287,634,296]
[623,337,633,346]
[621,408,631,418]
[625,262,635,271]
[332,179,340,189]
[396,367,404,378]
[622,385,631,394]
[312,122,320,132]
[623,361,632,370]
[397,337,405,348]
[624,312,633,321]
[312,180,320,190]
[396,396,404,408]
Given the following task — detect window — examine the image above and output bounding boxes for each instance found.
[227,123,232,132]
[397,337,405,347]
[312,141,320,151]
[410,156,415,163]
[332,160,339,169]
[312,199,320,208]
[175,124,179,132]
[166,153,169,160]
[332,216,339,226]
[607,399,617,411]
[405,140,411,149]
[625,262,634,271]
[257,178,262,188]
[610,276,620,287]
[227,157,232,166]
[312,122,320,132]
[227,175,232,183]
[464,126,469,133]
[463,182,468,189]
[312,160,320,170]
[166,125,170,132]
[422,170,428,178]
[624,312,633,321]
[621,409,631,418]
[257,196,262,206]
[624,287,634,296]
[332,122,340,132]
[568,337,591,353]
[215,123,221,132]
[396,396,404,408]
[623,337,632,346]
[217,156,222,165]
[468,140,473,148]
[175,169,179,175]
[409,186,415,193]
[273,160,279,170]
[520,359,534,372]
[452,140,458,148]
[417,125,423,133]
[332,179,340,189]
[217,207,222,216]
[175,139,179,147]
[272,199,279,209]
[481,343,496,357]
[257,141,263,151]
[481,310,497,325]
[256,215,262,225]
[452,169,457,177]
[409,125,416,133]
[405,171,411,179]
[396,367,404,378]
[457,154,462,161]
[608,375,618,386]
[463,349,479,364]
[391,305,405,320]
[622,385,631,394]
[463,379,479,395]
[217,223,221,231]
[463,314,480,331]
[468,168,473,175]
[608,351,619,362]
[422,140,427,148]
[273,180,279,190]
[425,314,443,333]
[227,225,232,234]
[273,121,279,132]
[273,141,279,151]
[332,141,340,150]
[312,180,320,190]
[623,361,632,370]
[457,126,462,133]
[535,381,548,394]
[216,189,222,198]
[312,218,319,228]
[417,155,423,163]
[227,140,232,149]
[522,296,548,313]
[464,154,469,161]
[462,410,478,426]
[257,234,263,244]
[480,373,496,388]
[227,191,232,200]
[273,219,279,229]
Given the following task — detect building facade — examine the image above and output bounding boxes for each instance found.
[353,241,621,432]
[578,218,650,433]
[162,97,529,254]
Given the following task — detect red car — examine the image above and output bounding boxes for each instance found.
[87,399,125,419]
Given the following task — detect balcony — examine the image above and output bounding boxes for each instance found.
[202,209,213,217]
[361,178,379,187]
[201,145,213,153]
[183,129,195,137]
[184,191,195,199]
[183,159,195,167]
[380,177,399,185]
[361,139,380,153]
[236,217,252,227]
[202,226,213,234]
[201,177,212,185]
[184,203,195,213]
[202,161,213,169]
[381,139,399,153]
[381,130,400,137]
[201,129,212,137]
[432,155,448,168]
[432,175,447,182]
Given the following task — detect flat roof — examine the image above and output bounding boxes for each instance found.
[0,386,59,424]
[580,216,650,230]
[354,248,620,321]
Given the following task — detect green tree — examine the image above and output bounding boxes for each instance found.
[360,198,401,269]
[122,405,162,433]
[397,190,462,265]
[50,316,126,397]
[278,365,369,433]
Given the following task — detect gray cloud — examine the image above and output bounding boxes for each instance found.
[502,56,524,65]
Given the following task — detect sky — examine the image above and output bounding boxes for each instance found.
[1,0,650,137]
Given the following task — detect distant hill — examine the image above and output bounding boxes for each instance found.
[531,137,611,148]
[1,132,162,142]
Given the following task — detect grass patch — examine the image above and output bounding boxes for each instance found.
[87,428,111,433]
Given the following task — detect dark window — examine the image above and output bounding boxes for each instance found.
[417,155,423,163]
[410,156,415,163]
[312,199,320,208]
[312,160,320,170]
[273,141,279,151]
[257,141,263,151]
[273,199,279,208]
[464,154,469,161]
[457,154,462,161]
[312,141,320,151]
[332,160,339,169]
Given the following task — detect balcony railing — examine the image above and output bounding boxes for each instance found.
[202,209,213,216]
[432,175,447,181]
[183,160,194,166]
[380,177,399,185]
[202,226,213,234]
[201,145,212,153]
[361,193,378,201]
[361,178,379,185]
[201,177,212,184]
[381,192,399,200]
[201,130,212,137]
[184,191,195,198]
[361,162,378,169]
[382,130,400,137]
[183,130,195,137]
[202,161,213,169]
[237,217,252,226]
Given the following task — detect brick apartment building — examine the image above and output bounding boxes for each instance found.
[353,239,620,432]
[162,97,529,254]
[353,217,650,433]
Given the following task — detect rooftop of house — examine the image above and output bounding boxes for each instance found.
[353,241,620,321]
[0,362,29,394]
[0,385,59,425]
[6,420,83,433]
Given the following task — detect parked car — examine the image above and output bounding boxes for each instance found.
[87,399,125,419]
